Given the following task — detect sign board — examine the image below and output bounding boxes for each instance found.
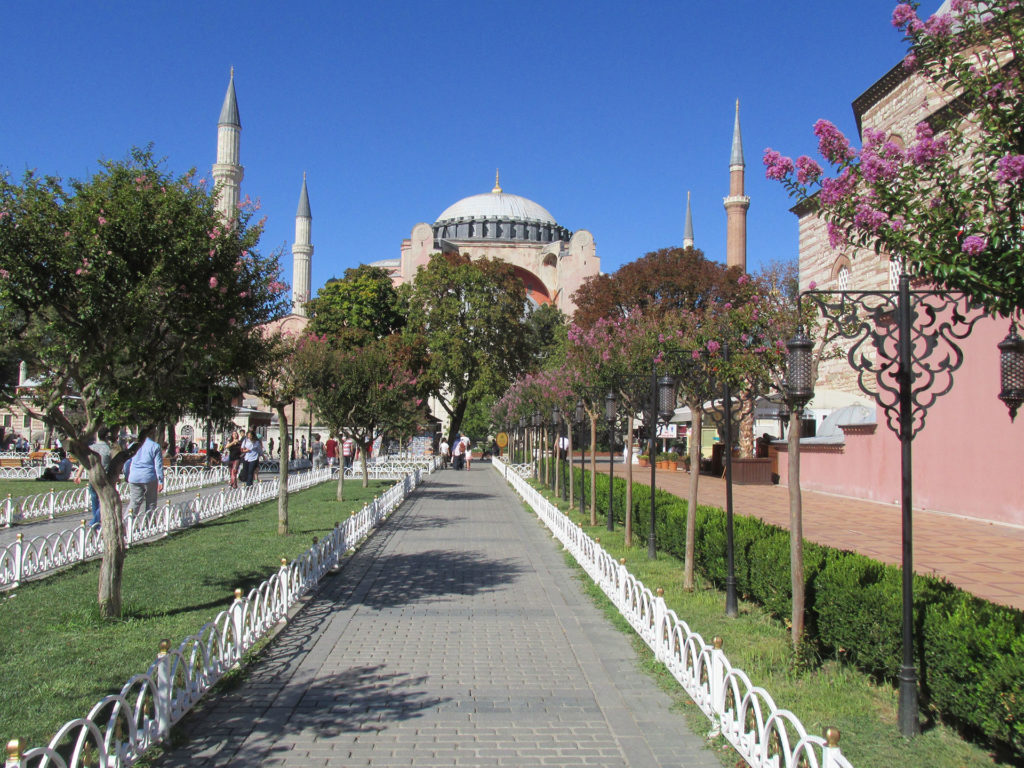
[495,432,509,448]
[656,424,678,439]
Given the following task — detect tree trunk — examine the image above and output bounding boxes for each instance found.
[624,414,634,547]
[360,441,369,488]
[738,387,757,458]
[543,429,549,485]
[553,427,561,498]
[96,463,126,618]
[275,404,290,535]
[335,439,346,501]
[589,414,598,526]
[788,404,805,648]
[684,402,702,591]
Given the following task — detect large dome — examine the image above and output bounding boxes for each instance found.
[436,191,557,226]
[432,178,569,245]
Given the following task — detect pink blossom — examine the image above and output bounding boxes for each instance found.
[0,269,9,278]
[892,3,918,27]
[795,155,822,184]
[961,235,987,256]
[997,155,1024,183]
[854,202,889,232]
[228,317,236,326]
[889,218,906,231]
[763,149,794,180]
[813,120,855,163]
[902,53,918,72]
[97,216,107,226]
[808,281,818,290]
[827,221,844,249]
[819,169,855,206]
[706,340,721,353]
[723,302,732,310]
[239,291,249,298]
[691,350,701,361]
[924,13,953,37]
[209,276,219,289]
[737,274,749,285]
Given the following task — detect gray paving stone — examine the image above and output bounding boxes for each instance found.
[155,466,721,767]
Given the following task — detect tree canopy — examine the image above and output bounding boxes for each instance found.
[305,264,404,347]
[402,252,531,441]
[0,147,289,616]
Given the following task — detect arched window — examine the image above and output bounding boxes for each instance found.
[889,255,902,291]
[831,256,852,290]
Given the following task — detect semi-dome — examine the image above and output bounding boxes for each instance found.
[432,173,569,245]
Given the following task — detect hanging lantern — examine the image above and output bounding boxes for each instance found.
[532,411,541,427]
[518,416,526,429]
[575,399,586,424]
[658,375,677,423]
[551,405,561,427]
[786,328,815,407]
[998,323,1024,421]
[605,391,617,423]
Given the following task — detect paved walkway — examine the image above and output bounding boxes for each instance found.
[582,460,1024,611]
[156,467,720,768]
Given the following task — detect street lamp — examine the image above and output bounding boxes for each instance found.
[998,324,1024,420]
[604,390,617,532]
[518,416,526,463]
[793,271,988,737]
[575,399,587,515]
[532,411,541,481]
[551,406,562,497]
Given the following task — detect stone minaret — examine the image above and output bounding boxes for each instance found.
[292,173,313,316]
[213,68,244,221]
[683,190,694,249]
[723,100,749,271]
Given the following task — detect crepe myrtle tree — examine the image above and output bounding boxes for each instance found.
[0,147,289,618]
[294,333,426,496]
[765,1,1024,317]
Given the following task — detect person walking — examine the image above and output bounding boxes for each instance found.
[311,433,325,469]
[225,431,243,489]
[439,437,450,470]
[461,433,472,470]
[342,437,354,469]
[73,427,112,526]
[324,434,338,468]
[124,434,164,516]
[268,437,275,459]
[451,433,465,471]
[240,430,263,487]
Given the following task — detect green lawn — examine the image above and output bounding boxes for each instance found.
[0,478,392,747]
[0,478,76,501]
[532,485,1003,768]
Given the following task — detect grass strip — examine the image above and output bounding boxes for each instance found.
[0,478,392,747]
[526,481,1001,768]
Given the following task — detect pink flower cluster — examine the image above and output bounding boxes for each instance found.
[961,235,987,255]
[997,155,1024,183]
[814,120,855,163]
[763,149,794,180]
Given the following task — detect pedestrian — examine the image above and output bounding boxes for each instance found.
[38,448,74,481]
[558,433,569,461]
[268,437,275,459]
[73,427,112,526]
[311,433,325,469]
[342,437,354,468]
[224,431,242,488]
[300,435,307,462]
[123,434,164,516]
[439,437,450,469]
[451,433,465,470]
[240,429,263,487]
[324,434,338,467]
[461,433,472,470]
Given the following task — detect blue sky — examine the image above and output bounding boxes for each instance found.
[4,1,917,301]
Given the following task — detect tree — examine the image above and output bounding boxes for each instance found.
[403,253,531,442]
[571,246,742,326]
[305,264,404,347]
[523,302,568,371]
[245,326,306,534]
[765,1,1024,317]
[0,148,288,618]
[294,334,425,495]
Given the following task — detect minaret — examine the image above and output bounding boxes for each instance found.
[683,190,694,249]
[292,173,313,316]
[212,68,244,221]
[723,100,750,271]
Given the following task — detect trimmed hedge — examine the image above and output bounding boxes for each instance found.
[550,464,1024,757]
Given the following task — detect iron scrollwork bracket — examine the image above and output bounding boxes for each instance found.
[803,288,982,440]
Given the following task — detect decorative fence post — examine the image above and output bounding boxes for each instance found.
[12,534,23,588]
[230,588,246,666]
[709,636,725,738]
[822,727,843,768]
[78,519,88,561]
[2,494,11,527]
[654,588,667,664]
[155,639,172,743]
[47,488,55,519]
[5,739,23,768]
[278,559,290,621]
[124,510,135,548]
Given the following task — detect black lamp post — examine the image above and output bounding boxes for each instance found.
[551,406,562,497]
[605,390,617,532]
[536,409,544,481]
[575,399,587,515]
[791,271,996,737]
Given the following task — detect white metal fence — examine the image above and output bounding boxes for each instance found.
[1,462,309,528]
[341,456,440,479]
[493,457,853,768]
[5,467,425,768]
[2,464,327,590]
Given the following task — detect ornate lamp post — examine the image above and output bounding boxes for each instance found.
[792,271,992,737]
[532,411,541,481]
[551,406,563,497]
[518,416,526,463]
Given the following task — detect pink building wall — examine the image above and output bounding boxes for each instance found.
[776,312,1024,527]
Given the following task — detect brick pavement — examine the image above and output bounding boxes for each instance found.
[585,460,1024,611]
[156,467,721,768]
